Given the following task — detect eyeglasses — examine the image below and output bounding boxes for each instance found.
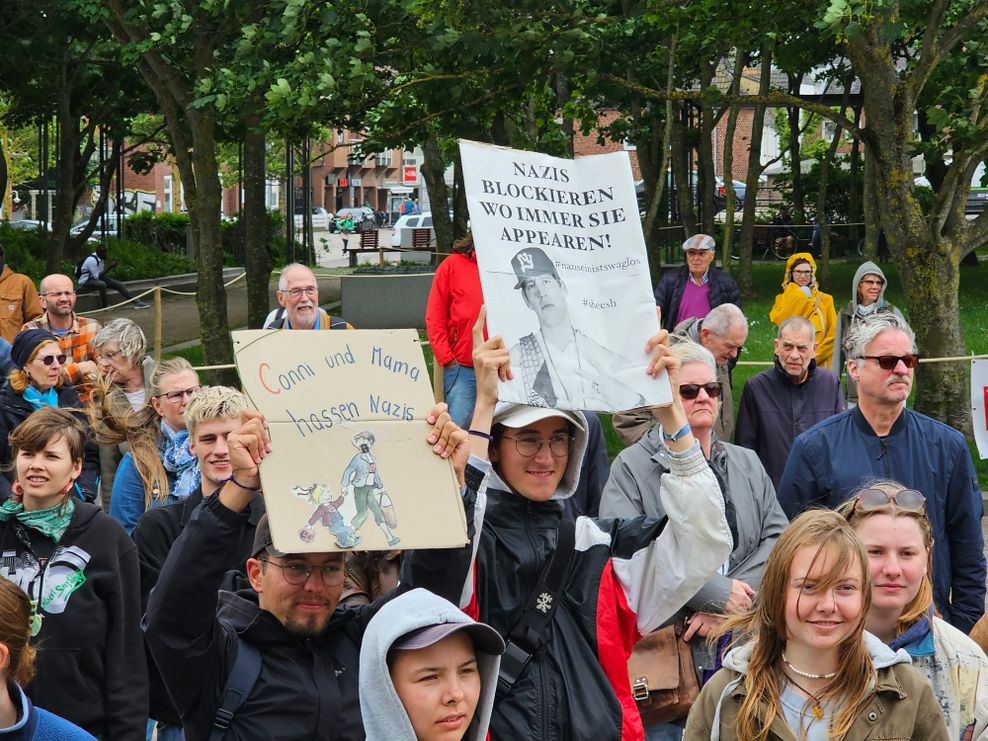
[38,354,67,366]
[853,488,926,513]
[98,349,123,361]
[859,354,920,370]
[502,433,573,457]
[791,269,813,276]
[285,287,317,299]
[860,279,884,287]
[258,558,345,586]
[157,385,201,402]
[41,291,75,298]
[679,382,723,400]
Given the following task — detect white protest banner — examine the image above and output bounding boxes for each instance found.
[972,359,988,459]
[233,329,467,554]
[459,139,670,413]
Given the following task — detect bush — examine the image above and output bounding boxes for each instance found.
[221,210,286,269]
[0,225,48,281]
[123,211,190,254]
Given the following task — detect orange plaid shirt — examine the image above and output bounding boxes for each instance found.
[21,313,103,397]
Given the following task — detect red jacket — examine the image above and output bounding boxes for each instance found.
[425,251,484,367]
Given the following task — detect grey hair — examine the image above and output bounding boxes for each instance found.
[845,313,915,360]
[149,357,197,398]
[777,315,816,340]
[702,303,747,337]
[94,318,147,365]
[185,385,248,441]
[278,263,316,291]
[669,338,717,375]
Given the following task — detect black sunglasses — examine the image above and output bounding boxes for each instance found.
[679,382,722,400]
[860,354,920,370]
[39,354,67,366]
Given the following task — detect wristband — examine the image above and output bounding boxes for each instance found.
[662,422,692,443]
[222,475,262,494]
[468,429,494,441]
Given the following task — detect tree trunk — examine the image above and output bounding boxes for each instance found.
[670,111,696,237]
[697,58,717,236]
[814,84,850,291]
[847,108,862,250]
[422,134,452,254]
[243,107,270,329]
[555,73,574,159]
[451,154,469,240]
[48,63,82,274]
[787,73,806,223]
[720,52,746,272]
[862,148,880,260]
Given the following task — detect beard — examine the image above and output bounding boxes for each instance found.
[284,610,333,637]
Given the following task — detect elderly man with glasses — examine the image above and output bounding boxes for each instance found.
[265,263,352,330]
[22,273,103,400]
[777,312,985,634]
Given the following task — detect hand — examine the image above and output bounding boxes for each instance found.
[683,612,726,642]
[471,306,512,408]
[226,409,271,487]
[426,402,469,488]
[643,330,688,433]
[74,360,98,378]
[724,580,755,615]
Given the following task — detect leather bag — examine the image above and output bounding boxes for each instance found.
[627,621,700,725]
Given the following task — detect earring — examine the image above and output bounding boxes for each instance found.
[11,480,23,503]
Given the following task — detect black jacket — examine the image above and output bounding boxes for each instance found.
[733,358,844,487]
[0,501,147,739]
[653,265,741,331]
[132,487,265,725]
[0,381,100,501]
[146,478,478,740]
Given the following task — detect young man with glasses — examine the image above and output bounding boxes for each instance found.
[22,273,103,400]
[777,312,985,634]
[265,263,352,330]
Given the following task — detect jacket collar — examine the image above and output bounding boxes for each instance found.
[771,356,817,386]
[850,404,909,437]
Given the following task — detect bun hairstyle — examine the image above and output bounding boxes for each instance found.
[0,576,36,686]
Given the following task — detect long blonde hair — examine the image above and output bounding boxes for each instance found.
[717,510,875,740]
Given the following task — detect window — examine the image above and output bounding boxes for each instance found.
[163,175,173,213]
[822,119,838,141]
[422,216,433,227]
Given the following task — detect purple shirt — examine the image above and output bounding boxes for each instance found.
[676,276,712,325]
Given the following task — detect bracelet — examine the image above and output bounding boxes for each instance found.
[222,475,262,494]
[662,422,692,443]
[467,429,494,441]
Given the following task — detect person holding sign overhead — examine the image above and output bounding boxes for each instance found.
[506,247,644,410]
[435,308,732,741]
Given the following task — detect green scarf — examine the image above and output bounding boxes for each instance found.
[0,496,76,542]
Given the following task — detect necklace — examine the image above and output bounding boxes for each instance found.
[785,675,827,722]
[782,652,837,680]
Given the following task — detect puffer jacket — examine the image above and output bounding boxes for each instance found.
[684,632,949,740]
[653,265,741,332]
[456,412,734,741]
[769,253,837,368]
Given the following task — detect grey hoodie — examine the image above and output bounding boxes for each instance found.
[359,588,502,741]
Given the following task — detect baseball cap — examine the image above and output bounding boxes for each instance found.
[493,402,585,432]
[251,514,286,558]
[682,234,716,251]
[511,247,560,289]
[391,621,506,655]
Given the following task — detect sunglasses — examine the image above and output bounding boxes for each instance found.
[679,382,722,400]
[38,354,67,366]
[853,488,926,513]
[860,354,920,370]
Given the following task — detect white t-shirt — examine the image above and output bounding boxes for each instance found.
[124,389,146,412]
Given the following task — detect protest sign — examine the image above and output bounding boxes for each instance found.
[232,329,467,553]
[972,359,988,459]
[459,139,670,413]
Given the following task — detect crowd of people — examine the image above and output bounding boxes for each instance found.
[0,231,981,741]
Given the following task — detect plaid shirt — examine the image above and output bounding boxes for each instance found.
[21,313,103,395]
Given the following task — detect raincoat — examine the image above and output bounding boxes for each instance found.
[769,253,837,368]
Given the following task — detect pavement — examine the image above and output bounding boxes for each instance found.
[313,227,434,268]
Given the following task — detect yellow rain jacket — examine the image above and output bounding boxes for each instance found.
[768,253,837,368]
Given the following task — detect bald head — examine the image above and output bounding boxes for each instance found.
[39,273,77,320]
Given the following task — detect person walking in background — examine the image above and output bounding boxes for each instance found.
[769,253,837,368]
[653,234,740,332]
[425,232,483,428]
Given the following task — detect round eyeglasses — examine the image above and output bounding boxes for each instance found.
[501,433,573,458]
[258,558,345,586]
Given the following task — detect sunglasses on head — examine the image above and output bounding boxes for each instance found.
[853,487,926,513]
[39,354,67,366]
[860,354,920,370]
[679,382,722,400]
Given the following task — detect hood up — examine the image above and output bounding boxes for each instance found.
[850,261,890,312]
[781,252,819,291]
[359,588,503,741]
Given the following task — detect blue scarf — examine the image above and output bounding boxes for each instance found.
[888,606,936,657]
[159,420,200,499]
[22,386,57,410]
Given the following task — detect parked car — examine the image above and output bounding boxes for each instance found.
[390,212,436,247]
[968,162,987,214]
[715,176,747,210]
[332,206,376,233]
[6,219,51,232]
[70,213,122,242]
[293,206,332,230]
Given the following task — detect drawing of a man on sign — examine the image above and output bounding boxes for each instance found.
[506,247,645,410]
[340,430,400,547]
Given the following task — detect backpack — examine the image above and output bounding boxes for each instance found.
[75,253,96,280]
[210,636,262,741]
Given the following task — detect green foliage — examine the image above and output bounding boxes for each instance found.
[220,211,286,269]
[773,154,858,224]
[124,211,190,254]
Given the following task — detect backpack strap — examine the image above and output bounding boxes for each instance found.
[496,519,576,695]
[209,636,262,740]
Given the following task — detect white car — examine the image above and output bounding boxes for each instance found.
[390,212,435,247]
[294,207,332,230]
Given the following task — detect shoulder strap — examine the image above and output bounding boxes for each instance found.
[209,636,262,740]
[496,519,576,695]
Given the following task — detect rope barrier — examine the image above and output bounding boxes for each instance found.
[82,270,248,313]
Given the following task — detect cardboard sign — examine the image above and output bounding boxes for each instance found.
[459,139,670,413]
[233,329,467,553]
[972,358,988,460]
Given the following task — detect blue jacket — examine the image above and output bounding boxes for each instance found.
[653,265,740,332]
[777,406,985,633]
[109,452,180,535]
[0,684,94,740]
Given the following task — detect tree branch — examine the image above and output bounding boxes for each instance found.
[909,1,988,100]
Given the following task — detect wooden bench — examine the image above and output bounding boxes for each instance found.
[347,230,382,267]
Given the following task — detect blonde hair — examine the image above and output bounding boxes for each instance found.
[837,480,935,635]
[7,340,64,393]
[717,510,875,740]
[185,385,248,441]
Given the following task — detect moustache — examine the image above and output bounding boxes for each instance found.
[886,374,911,386]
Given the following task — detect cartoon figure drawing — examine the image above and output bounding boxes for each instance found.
[340,430,400,547]
[292,483,361,548]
